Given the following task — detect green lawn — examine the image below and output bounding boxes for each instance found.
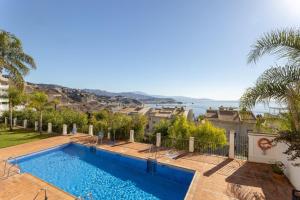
[0,129,54,148]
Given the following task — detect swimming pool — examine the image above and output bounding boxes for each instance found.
[14,143,194,200]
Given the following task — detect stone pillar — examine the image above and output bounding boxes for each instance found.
[23,119,27,129]
[229,130,235,159]
[72,123,77,134]
[156,132,161,147]
[4,117,7,126]
[107,131,111,140]
[13,118,17,127]
[47,123,52,133]
[89,125,93,136]
[62,124,67,135]
[35,121,38,131]
[129,130,134,143]
[189,137,195,153]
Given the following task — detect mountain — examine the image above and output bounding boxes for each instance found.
[125,91,214,103]
[26,83,143,112]
[26,83,178,112]
[83,89,177,104]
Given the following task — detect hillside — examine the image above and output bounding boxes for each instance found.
[25,83,177,112]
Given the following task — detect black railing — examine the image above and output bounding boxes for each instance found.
[234,135,248,160]
[161,137,189,151]
[194,140,229,157]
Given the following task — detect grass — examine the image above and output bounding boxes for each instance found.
[0,128,54,148]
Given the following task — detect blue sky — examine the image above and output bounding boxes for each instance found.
[1,0,300,100]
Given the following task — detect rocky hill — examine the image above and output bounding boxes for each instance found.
[25,83,177,112]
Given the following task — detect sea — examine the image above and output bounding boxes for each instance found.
[147,99,283,118]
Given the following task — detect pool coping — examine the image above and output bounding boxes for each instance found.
[13,141,197,200]
[76,142,196,174]
[25,173,77,199]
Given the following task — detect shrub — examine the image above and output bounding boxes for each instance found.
[153,120,170,137]
[192,121,227,147]
[155,116,227,150]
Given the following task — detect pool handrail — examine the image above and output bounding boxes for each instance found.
[2,157,19,177]
[33,187,48,200]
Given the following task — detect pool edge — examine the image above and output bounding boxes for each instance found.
[14,141,197,200]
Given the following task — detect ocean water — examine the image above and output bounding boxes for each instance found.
[148,100,282,117]
[15,143,194,200]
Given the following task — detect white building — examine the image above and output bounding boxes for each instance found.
[146,107,194,132]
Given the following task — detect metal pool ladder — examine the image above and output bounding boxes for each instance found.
[76,192,94,200]
[147,145,158,174]
[148,144,158,160]
[33,187,48,200]
[2,157,20,178]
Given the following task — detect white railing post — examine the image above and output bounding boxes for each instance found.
[156,132,161,147]
[129,130,134,142]
[229,130,235,159]
[47,123,52,133]
[35,121,38,131]
[72,123,77,134]
[13,118,17,127]
[62,124,67,135]
[23,119,27,129]
[189,137,195,153]
[4,117,7,126]
[89,125,93,136]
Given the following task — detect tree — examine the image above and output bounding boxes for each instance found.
[7,86,25,130]
[29,92,49,133]
[52,97,60,111]
[0,30,36,87]
[248,29,300,65]
[240,65,300,164]
[131,114,148,139]
[168,116,193,139]
[153,120,171,137]
[240,65,300,131]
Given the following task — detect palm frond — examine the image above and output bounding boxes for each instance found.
[248,28,300,64]
[0,30,36,85]
[240,65,300,109]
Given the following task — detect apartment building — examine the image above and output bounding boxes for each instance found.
[204,106,256,137]
[146,107,194,132]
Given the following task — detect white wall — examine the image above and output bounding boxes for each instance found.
[248,132,300,190]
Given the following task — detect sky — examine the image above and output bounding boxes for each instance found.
[1,0,300,100]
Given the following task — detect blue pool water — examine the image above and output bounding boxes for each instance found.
[15,143,194,200]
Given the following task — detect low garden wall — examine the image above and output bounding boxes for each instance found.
[248,132,300,190]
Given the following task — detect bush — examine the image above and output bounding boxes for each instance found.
[192,121,227,147]
[153,120,170,137]
[154,116,227,150]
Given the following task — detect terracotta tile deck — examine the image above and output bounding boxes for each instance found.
[0,134,294,200]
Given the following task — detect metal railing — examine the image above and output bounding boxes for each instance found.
[194,141,229,157]
[234,135,248,160]
[2,157,20,178]
[160,137,189,151]
[76,192,93,200]
[33,187,48,200]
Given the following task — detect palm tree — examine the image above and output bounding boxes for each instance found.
[0,30,36,87]
[7,86,25,131]
[240,65,300,132]
[248,29,300,64]
[52,97,60,111]
[245,28,300,164]
[29,92,49,133]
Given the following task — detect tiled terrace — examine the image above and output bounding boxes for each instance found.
[0,134,294,200]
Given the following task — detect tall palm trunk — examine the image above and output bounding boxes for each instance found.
[39,111,43,134]
[287,97,300,132]
[9,101,13,131]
